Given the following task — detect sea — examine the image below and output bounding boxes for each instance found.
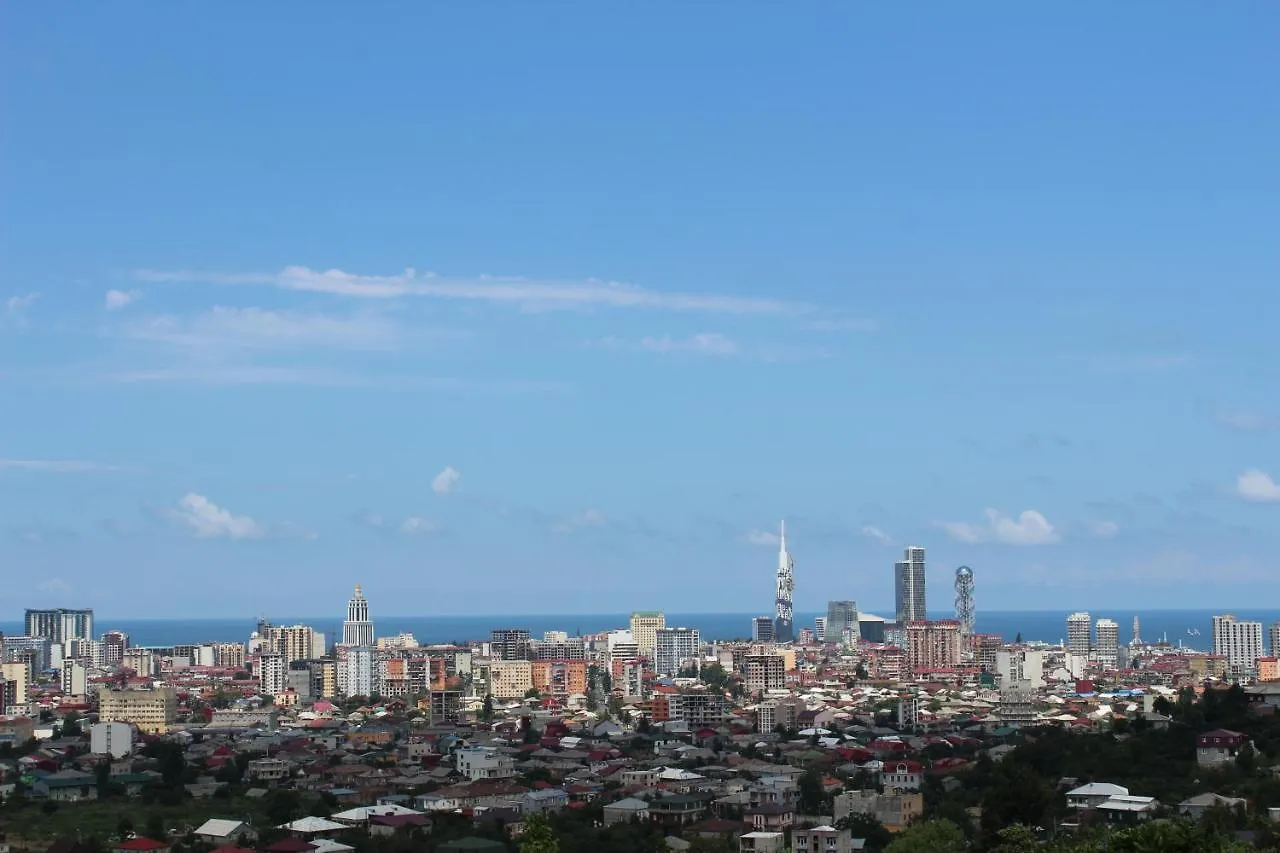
[1,609,1276,650]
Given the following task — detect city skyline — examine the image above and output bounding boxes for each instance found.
[4,6,1280,616]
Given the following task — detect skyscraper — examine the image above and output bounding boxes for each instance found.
[490,628,531,661]
[654,627,701,677]
[894,547,926,624]
[825,601,857,646]
[629,612,665,658]
[1213,614,1263,672]
[1066,612,1091,659]
[774,521,795,643]
[341,585,375,647]
[1095,618,1119,669]
[1270,621,1280,657]
[24,609,94,646]
[751,617,775,644]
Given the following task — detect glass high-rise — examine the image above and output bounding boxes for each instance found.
[894,547,926,623]
[825,601,858,645]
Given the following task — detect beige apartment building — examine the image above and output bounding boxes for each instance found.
[0,662,29,707]
[98,688,177,734]
[475,659,533,700]
[216,643,246,670]
[630,611,666,658]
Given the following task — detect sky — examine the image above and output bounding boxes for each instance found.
[2,4,1279,618]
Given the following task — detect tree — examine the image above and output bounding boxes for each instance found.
[1014,632,1023,644]
[525,688,542,700]
[145,813,165,841]
[837,815,892,850]
[885,819,967,853]
[481,694,495,722]
[1237,742,1257,775]
[116,817,134,839]
[520,814,559,853]
[60,710,83,737]
[797,768,827,814]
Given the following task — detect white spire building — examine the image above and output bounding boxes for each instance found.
[342,584,375,647]
[774,521,794,643]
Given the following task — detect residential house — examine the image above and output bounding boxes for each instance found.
[834,789,922,833]
[1095,795,1159,825]
[602,796,651,825]
[193,820,257,846]
[738,832,786,853]
[111,840,171,853]
[792,825,860,853]
[33,770,97,802]
[1179,792,1249,821]
[522,788,569,814]
[455,746,515,781]
[1066,782,1130,810]
[1197,730,1250,767]
[648,793,713,826]
[368,814,430,837]
[882,760,923,792]
[246,758,290,783]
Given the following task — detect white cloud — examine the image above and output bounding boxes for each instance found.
[745,529,780,546]
[1237,469,1280,502]
[400,516,437,535]
[136,266,805,316]
[39,577,70,593]
[1218,410,1280,431]
[5,292,39,314]
[940,509,1060,545]
[122,306,401,351]
[552,508,607,534]
[0,458,121,473]
[860,525,893,545]
[806,317,878,332]
[1089,520,1120,540]
[105,289,142,310]
[432,466,461,495]
[639,333,740,356]
[167,492,266,540]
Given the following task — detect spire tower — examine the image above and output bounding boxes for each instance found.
[774,520,795,642]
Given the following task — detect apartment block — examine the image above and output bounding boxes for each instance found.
[98,688,177,734]
[630,612,666,658]
[834,789,923,833]
[0,663,29,707]
[904,620,961,674]
[743,654,786,697]
[478,659,533,700]
[654,627,700,677]
[531,660,587,697]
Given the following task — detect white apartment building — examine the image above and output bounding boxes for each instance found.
[995,648,1045,689]
[340,646,376,698]
[654,627,700,677]
[475,659,533,700]
[454,745,516,781]
[630,612,666,658]
[61,660,87,698]
[1095,618,1120,669]
[258,653,288,697]
[90,721,133,758]
[1067,612,1091,659]
[1213,615,1264,674]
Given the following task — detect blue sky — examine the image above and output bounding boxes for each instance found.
[2,4,1279,618]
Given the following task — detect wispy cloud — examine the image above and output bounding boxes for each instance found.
[1088,520,1120,540]
[0,458,122,474]
[5,292,39,314]
[432,466,461,495]
[638,333,740,356]
[99,365,566,393]
[939,508,1060,545]
[138,266,806,315]
[399,516,437,535]
[165,492,266,540]
[552,508,607,534]
[9,525,78,546]
[1236,469,1280,503]
[1217,410,1280,432]
[1065,353,1193,371]
[745,529,780,546]
[105,289,142,310]
[805,317,877,332]
[120,306,403,351]
[860,525,893,545]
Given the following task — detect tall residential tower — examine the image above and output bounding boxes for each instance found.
[341,585,375,647]
[894,547,926,624]
[774,521,795,643]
